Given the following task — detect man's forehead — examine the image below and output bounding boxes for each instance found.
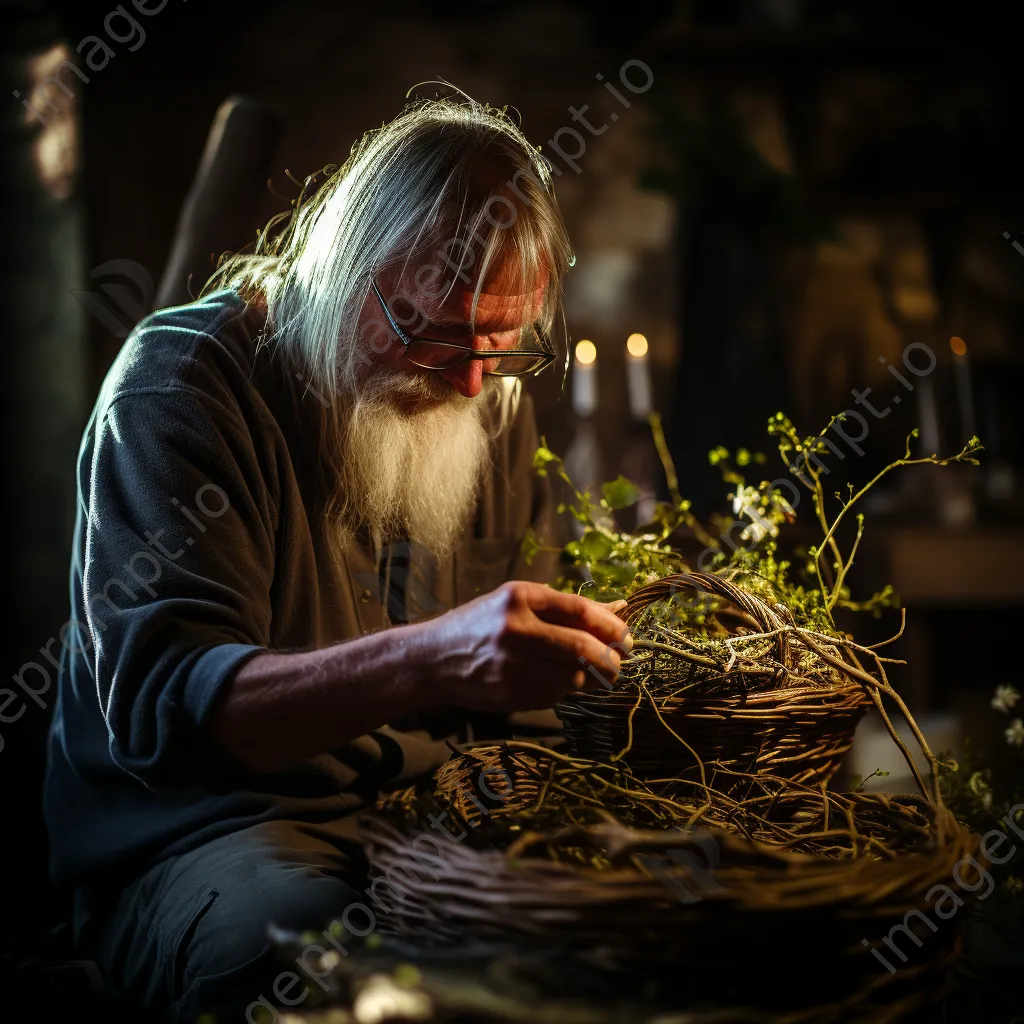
[412,262,548,329]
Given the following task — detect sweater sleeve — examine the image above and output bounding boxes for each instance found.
[80,384,275,790]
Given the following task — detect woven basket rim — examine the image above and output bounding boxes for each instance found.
[565,679,873,705]
[363,747,981,915]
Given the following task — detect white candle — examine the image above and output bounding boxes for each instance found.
[625,333,653,420]
[572,339,598,417]
[950,336,977,440]
[916,374,941,455]
[564,419,602,503]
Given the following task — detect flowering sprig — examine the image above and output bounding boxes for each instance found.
[525,411,983,635]
[764,413,983,628]
[522,438,686,601]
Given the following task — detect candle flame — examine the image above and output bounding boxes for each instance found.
[626,333,648,358]
[950,336,967,357]
[575,339,597,366]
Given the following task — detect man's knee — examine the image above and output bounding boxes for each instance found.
[175,858,364,1014]
[182,873,359,977]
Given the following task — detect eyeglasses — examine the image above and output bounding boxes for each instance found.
[371,278,556,378]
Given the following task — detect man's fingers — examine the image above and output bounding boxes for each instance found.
[526,620,623,681]
[521,585,633,652]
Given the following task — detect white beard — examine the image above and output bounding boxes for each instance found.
[335,369,497,559]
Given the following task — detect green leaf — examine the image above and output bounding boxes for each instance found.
[600,562,640,586]
[532,443,559,477]
[601,475,641,510]
[579,529,615,562]
[520,528,541,566]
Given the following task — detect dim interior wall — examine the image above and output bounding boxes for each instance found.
[76,2,676,451]
[2,18,89,927]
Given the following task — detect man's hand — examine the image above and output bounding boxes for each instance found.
[422,581,633,713]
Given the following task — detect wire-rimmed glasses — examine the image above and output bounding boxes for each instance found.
[371,278,556,377]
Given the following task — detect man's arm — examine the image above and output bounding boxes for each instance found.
[212,580,630,773]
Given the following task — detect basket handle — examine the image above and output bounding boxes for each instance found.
[623,572,790,665]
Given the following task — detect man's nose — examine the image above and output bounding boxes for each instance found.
[440,358,483,398]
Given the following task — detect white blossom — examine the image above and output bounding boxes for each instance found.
[1005,718,1024,747]
[731,485,760,518]
[991,685,1021,714]
[739,518,777,543]
[730,485,780,543]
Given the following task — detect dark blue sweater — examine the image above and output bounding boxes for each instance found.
[44,289,553,887]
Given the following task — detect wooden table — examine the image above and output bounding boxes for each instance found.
[882,526,1024,709]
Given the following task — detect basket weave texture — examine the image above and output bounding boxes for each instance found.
[361,743,983,1020]
[557,572,874,789]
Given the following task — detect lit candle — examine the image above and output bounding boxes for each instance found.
[950,336,977,440]
[625,333,652,421]
[572,339,597,417]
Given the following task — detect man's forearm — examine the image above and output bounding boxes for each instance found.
[211,621,440,773]
[209,581,630,775]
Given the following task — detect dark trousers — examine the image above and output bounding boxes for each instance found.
[73,817,368,1023]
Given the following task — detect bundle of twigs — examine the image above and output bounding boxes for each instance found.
[360,728,981,1021]
[369,741,947,866]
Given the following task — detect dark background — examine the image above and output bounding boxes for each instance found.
[2,0,1023,959]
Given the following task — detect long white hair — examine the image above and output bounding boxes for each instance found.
[204,86,573,552]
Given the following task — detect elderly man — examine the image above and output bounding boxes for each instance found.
[44,94,629,1021]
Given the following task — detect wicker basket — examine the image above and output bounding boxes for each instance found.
[557,572,874,790]
[360,585,984,1021]
[360,743,985,1022]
